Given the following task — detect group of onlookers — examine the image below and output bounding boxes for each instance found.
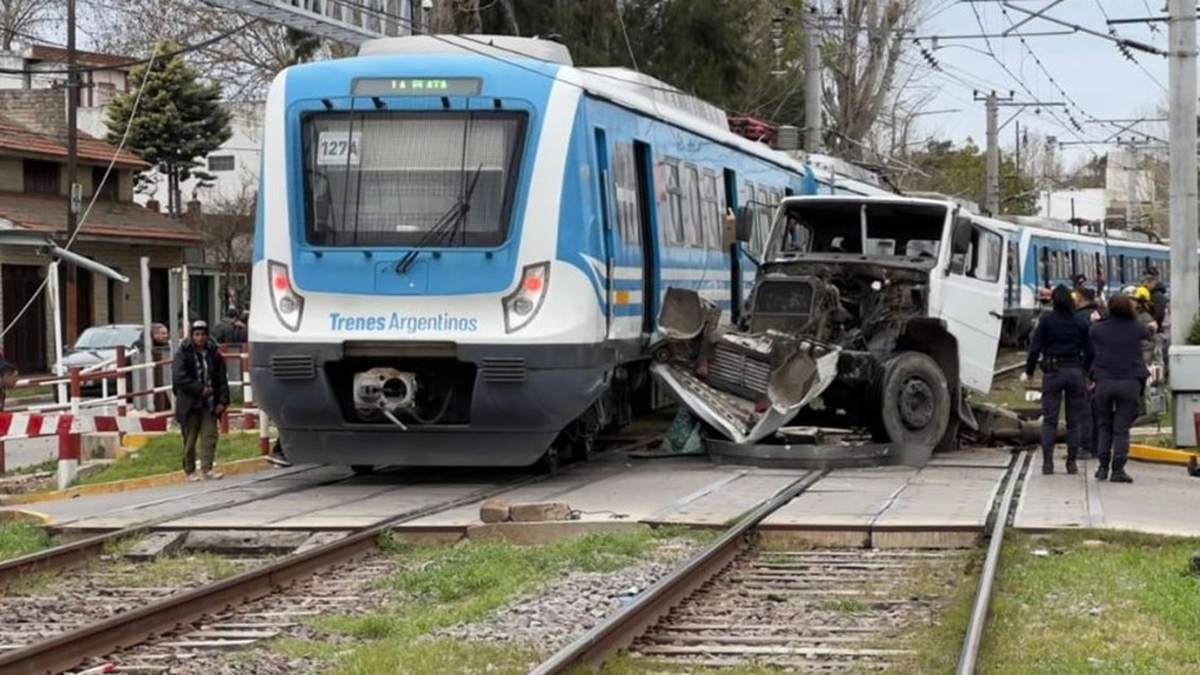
[1024,270,1167,484]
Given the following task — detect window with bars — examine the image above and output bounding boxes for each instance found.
[92,166,118,201]
[700,171,722,250]
[303,111,527,247]
[23,160,60,195]
[208,155,235,172]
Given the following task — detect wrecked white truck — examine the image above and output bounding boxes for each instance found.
[652,195,1014,454]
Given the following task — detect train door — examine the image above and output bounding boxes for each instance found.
[633,141,657,335]
[724,168,742,323]
[593,128,615,336]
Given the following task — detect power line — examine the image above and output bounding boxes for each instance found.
[966,1,1102,153]
[0,21,255,77]
[0,45,161,342]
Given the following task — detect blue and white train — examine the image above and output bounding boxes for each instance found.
[248,35,889,470]
[980,215,1171,345]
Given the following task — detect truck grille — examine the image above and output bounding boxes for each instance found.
[270,354,316,380]
[708,342,772,400]
[480,357,527,383]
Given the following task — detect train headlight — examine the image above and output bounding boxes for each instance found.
[268,260,305,332]
[502,262,549,333]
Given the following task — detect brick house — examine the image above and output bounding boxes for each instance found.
[0,89,200,375]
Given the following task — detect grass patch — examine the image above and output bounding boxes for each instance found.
[901,530,1200,675]
[0,521,52,561]
[7,385,52,400]
[77,432,261,485]
[4,459,57,477]
[103,552,248,587]
[977,372,1037,410]
[300,528,702,674]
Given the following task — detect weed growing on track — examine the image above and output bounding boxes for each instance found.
[0,521,52,561]
[273,527,705,674]
[901,530,1200,675]
[77,433,262,485]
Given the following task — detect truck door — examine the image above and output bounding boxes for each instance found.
[937,217,1008,393]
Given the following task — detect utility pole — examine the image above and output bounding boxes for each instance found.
[803,6,822,153]
[975,91,1010,216]
[65,0,80,344]
[1168,0,1198,363]
[975,91,1064,216]
[1124,141,1139,229]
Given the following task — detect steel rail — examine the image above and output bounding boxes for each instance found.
[0,465,338,587]
[956,450,1031,675]
[529,469,827,675]
[0,474,542,675]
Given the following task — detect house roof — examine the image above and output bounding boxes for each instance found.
[0,191,201,244]
[0,117,148,168]
[24,45,134,70]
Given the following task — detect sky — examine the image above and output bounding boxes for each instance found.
[910,0,1172,168]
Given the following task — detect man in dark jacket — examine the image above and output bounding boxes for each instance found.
[172,321,230,480]
[211,308,240,345]
[1074,288,1103,458]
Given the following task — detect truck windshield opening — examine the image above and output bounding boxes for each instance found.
[772,200,948,260]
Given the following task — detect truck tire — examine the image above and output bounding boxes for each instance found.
[873,351,951,447]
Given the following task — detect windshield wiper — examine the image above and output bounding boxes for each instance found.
[395,164,484,275]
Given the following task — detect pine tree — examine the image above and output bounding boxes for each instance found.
[105,41,233,216]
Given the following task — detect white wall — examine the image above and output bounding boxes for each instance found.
[1036,188,1107,222]
[78,101,265,211]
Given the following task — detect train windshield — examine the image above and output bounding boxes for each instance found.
[770,199,948,260]
[301,110,527,247]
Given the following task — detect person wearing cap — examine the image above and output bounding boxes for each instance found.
[172,321,230,481]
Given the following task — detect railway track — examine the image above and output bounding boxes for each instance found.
[532,451,1032,674]
[0,434,664,674]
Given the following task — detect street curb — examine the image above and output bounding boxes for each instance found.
[1129,443,1199,466]
[0,507,52,525]
[0,457,270,506]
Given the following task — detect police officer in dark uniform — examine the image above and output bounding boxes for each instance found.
[1089,294,1155,484]
[1022,285,1093,475]
[1074,288,1103,458]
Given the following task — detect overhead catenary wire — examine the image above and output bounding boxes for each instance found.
[0,20,256,77]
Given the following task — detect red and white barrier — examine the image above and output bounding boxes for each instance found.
[1,344,276,482]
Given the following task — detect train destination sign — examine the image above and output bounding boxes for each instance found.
[351,77,482,96]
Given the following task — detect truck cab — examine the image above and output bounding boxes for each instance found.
[652,195,1008,450]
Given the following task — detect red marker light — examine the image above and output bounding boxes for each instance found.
[523,276,544,293]
[755,398,769,413]
[273,274,290,291]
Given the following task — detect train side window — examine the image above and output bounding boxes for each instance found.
[682,165,702,248]
[613,143,640,244]
[658,160,684,246]
[1118,255,1126,283]
[1070,250,1079,278]
[1039,246,1048,284]
[700,171,721,250]
[755,187,771,254]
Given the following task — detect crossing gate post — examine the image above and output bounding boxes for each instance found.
[115,346,128,417]
[57,415,80,490]
[218,344,231,434]
[68,367,82,416]
[259,409,270,456]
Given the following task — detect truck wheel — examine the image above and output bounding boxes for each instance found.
[874,351,951,447]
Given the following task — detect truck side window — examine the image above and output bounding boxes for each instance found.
[949,222,1002,282]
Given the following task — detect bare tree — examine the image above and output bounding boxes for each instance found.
[0,0,63,50]
[823,0,923,160]
[81,0,335,99]
[200,177,257,309]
